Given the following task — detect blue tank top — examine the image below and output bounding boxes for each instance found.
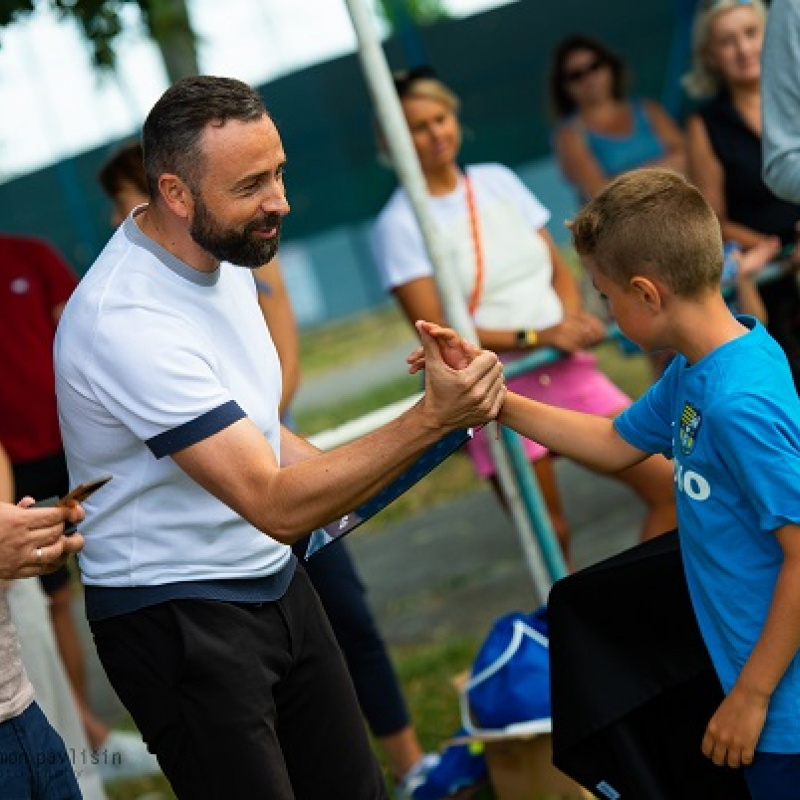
[578,99,666,177]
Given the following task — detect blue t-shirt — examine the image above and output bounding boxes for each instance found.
[614,317,800,753]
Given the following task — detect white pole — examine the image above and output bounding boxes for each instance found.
[341,0,553,601]
[342,0,473,337]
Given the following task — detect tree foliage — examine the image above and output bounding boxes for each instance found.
[0,0,447,82]
[0,0,198,80]
[376,0,448,26]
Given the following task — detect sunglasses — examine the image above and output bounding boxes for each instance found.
[564,57,605,84]
[393,65,438,97]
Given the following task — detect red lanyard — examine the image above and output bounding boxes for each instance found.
[464,172,485,317]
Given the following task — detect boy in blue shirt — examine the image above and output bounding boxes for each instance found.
[413,168,800,799]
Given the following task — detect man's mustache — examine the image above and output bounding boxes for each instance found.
[247,214,283,232]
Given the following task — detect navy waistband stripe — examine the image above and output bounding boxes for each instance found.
[84,556,297,621]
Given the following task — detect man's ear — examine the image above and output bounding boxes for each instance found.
[630,275,664,313]
[157,174,193,220]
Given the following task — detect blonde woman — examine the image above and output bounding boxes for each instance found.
[685,0,800,386]
[372,69,677,563]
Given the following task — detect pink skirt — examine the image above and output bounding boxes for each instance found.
[466,351,630,478]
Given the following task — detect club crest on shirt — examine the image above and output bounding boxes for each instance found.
[679,403,702,455]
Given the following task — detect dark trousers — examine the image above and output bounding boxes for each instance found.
[292,538,409,736]
[90,568,389,800]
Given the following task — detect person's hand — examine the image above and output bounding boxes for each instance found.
[738,237,780,280]
[0,499,85,580]
[538,312,606,353]
[413,321,506,431]
[406,320,482,374]
[701,682,769,768]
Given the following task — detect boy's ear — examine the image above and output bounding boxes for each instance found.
[629,275,664,312]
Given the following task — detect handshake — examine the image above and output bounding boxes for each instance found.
[407,320,507,433]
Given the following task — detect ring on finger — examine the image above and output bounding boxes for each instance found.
[35,547,43,566]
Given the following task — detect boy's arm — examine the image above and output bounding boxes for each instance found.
[409,320,653,473]
[500,392,648,473]
[702,522,800,768]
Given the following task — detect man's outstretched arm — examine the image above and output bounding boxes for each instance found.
[173,323,505,543]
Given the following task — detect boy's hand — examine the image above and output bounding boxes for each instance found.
[414,321,506,432]
[701,683,769,768]
[407,320,483,374]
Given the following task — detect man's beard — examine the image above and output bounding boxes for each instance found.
[190,193,282,268]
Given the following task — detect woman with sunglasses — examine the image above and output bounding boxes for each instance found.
[551,34,686,203]
[372,71,676,566]
[685,0,800,389]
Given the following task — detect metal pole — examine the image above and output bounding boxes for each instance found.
[342,0,555,599]
[342,0,472,338]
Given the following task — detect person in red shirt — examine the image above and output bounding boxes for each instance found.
[0,235,76,471]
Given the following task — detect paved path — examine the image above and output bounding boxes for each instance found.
[347,457,641,648]
[292,338,418,412]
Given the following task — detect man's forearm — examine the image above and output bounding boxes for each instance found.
[258,403,452,540]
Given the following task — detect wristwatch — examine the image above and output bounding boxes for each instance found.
[515,329,539,349]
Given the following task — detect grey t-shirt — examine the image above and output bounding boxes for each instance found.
[763,0,800,202]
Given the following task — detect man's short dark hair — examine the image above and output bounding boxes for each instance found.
[142,76,267,199]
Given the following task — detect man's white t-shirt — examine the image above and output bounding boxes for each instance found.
[55,210,291,596]
[372,163,564,331]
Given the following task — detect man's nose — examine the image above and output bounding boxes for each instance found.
[262,188,290,217]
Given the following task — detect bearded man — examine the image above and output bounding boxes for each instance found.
[54,75,505,800]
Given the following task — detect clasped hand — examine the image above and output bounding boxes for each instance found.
[410,320,506,431]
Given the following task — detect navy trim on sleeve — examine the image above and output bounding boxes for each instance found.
[146,400,246,459]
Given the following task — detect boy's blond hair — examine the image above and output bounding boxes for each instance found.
[570,168,723,297]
